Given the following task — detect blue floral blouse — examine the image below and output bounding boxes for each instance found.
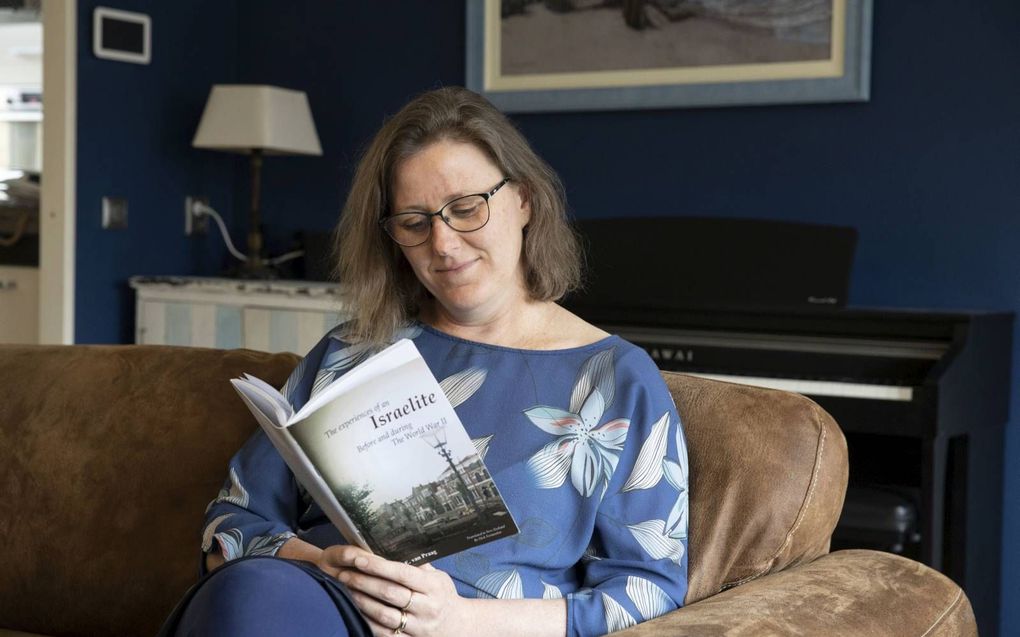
[202,322,690,636]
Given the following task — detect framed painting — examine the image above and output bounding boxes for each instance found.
[466,0,872,112]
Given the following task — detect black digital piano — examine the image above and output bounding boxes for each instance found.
[567,217,1013,636]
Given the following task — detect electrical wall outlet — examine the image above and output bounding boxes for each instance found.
[185,196,209,235]
[101,196,128,229]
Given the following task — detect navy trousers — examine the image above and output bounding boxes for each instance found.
[159,556,372,637]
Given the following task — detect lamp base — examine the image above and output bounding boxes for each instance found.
[227,258,280,280]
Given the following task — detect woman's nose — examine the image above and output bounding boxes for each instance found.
[429,215,460,254]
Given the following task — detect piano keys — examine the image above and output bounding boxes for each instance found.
[680,372,915,401]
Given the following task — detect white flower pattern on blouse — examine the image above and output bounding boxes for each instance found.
[602,577,673,634]
[625,575,672,621]
[602,591,637,633]
[525,349,630,498]
[541,580,564,599]
[475,569,524,599]
[205,467,249,512]
[621,409,689,546]
[308,325,424,399]
[472,434,494,461]
[625,520,685,565]
[201,513,234,553]
[438,366,492,459]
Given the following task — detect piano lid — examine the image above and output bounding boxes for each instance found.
[568,216,857,314]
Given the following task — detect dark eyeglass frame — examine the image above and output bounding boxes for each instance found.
[379,177,511,247]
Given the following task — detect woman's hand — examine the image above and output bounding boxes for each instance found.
[279,540,565,637]
[321,545,467,637]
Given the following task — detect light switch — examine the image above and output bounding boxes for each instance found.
[102,196,128,229]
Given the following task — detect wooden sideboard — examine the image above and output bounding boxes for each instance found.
[130,276,345,355]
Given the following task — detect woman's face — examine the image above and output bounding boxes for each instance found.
[390,139,531,322]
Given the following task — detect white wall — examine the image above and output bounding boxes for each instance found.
[0,22,42,86]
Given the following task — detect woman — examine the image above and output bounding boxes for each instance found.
[163,86,688,637]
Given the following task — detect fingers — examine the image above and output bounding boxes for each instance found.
[320,544,373,569]
[359,553,423,589]
[318,546,371,581]
[323,545,426,591]
[364,616,397,637]
[339,568,420,611]
[317,563,358,581]
[349,590,409,636]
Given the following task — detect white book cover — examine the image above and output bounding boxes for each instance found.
[231,339,518,565]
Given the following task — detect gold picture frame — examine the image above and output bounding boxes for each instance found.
[466,0,872,112]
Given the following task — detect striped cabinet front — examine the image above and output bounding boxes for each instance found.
[131,277,346,355]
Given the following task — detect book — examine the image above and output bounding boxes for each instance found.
[230,338,518,566]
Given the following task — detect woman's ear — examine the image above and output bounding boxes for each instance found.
[516,182,532,228]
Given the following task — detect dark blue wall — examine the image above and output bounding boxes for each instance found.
[232,3,469,256]
[75,0,1019,632]
[76,0,240,343]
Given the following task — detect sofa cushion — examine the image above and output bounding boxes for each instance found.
[616,549,976,636]
[0,345,299,637]
[661,372,848,604]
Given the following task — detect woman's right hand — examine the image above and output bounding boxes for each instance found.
[204,551,226,572]
[206,537,349,577]
[278,538,364,581]
[208,538,420,590]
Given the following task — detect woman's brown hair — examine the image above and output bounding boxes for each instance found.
[333,86,582,345]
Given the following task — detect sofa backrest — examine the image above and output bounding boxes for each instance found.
[661,372,849,604]
[0,346,847,634]
[0,345,300,637]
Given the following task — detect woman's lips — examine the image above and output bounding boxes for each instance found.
[436,258,479,274]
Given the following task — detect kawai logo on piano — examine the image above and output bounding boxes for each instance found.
[646,347,694,363]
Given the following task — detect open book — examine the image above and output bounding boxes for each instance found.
[231,339,518,566]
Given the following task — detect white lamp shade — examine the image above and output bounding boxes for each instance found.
[192,84,322,156]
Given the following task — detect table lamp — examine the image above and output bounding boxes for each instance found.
[192,84,322,278]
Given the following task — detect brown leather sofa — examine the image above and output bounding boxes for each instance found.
[0,345,976,636]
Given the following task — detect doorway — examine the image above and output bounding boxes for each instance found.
[0,0,74,344]
[0,1,42,343]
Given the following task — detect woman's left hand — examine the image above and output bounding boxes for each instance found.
[328,545,467,637]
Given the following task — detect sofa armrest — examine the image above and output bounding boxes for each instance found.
[616,550,976,637]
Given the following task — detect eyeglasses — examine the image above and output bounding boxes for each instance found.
[380,178,510,247]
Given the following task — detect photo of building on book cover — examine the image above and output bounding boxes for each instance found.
[319,415,518,565]
[342,429,516,565]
